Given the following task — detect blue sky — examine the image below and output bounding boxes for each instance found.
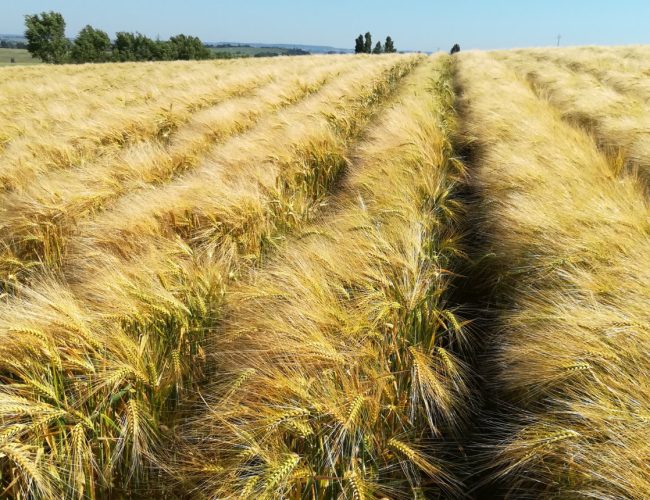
[2,1,649,51]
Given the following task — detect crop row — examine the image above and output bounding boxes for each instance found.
[0,54,422,497]
[456,51,650,499]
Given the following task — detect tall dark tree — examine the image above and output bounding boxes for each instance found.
[354,34,364,54]
[450,43,461,54]
[372,41,383,54]
[24,11,70,64]
[71,25,111,63]
[384,36,396,53]
[364,32,372,54]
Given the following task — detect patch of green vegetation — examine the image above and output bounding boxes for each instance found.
[0,48,41,66]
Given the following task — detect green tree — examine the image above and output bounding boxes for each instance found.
[153,40,176,61]
[24,11,70,64]
[113,32,159,61]
[384,36,396,53]
[354,34,364,53]
[450,43,461,54]
[364,32,372,53]
[169,34,211,60]
[372,41,383,54]
[71,25,111,63]
[113,32,136,61]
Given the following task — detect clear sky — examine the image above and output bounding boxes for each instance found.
[1,1,649,51]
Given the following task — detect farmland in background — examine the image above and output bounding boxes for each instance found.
[0,48,40,66]
[208,45,312,57]
[0,47,648,499]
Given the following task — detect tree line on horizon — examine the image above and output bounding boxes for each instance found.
[355,32,397,54]
[24,11,213,64]
[0,40,27,49]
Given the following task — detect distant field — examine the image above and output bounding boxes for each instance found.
[0,47,648,499]
[0,47,40,66]
[209,45,310,57]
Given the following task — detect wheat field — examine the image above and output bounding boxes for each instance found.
[0,48,648,499]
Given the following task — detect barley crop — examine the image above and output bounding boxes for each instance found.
[456,50,650,499]
[496,48,650,194]
[168,55,470,499]
[1,41,649,500]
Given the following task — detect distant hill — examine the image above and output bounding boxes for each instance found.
[0,34,26,42]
